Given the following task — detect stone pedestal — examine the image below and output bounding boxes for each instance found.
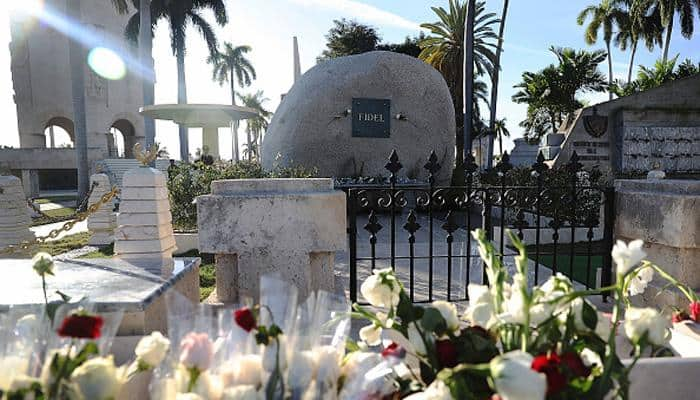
[115,167,176,268]
[0,175,35,253]
[197,178,346,302]
[202,125,220,159]
[615,179,700,308]
[87,173,116,246]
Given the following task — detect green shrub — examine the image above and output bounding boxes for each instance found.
[167,160,317,231]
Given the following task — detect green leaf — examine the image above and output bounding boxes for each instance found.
[55,290,71,302]
[582,301,598,331]
[421,307,446,334]
[396,292,417,324]
[268,324,282,337]
[345,339,361,353]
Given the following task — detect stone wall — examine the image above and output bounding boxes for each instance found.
[615,179,700,308]
[262,51,456,183]
[552,74,700,174]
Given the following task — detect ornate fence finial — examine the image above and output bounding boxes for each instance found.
[133,142,159,166]
[403,210,421,234]
[424,151,441,176]
[464,152,479,174]
[385,149,403,175]
[567,151,583,174]
[495,151,513,175]
[533,151,549,175]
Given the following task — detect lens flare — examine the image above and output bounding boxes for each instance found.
[87,47,127,80]
[9,0,45,15]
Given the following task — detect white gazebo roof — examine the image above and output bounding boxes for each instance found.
[139,104,259,127]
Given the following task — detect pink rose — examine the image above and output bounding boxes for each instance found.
[179,332,214,371]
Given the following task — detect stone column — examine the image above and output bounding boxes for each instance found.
[114,167,176,269]
[202,125,220,159]
[0,175,35,254]
[87,173,116,246]
[197,178,346,302]
[615,179,700,308]
[20,169,40,199]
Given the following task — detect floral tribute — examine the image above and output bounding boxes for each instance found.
[0,231,699,399]
[347,230,698,399]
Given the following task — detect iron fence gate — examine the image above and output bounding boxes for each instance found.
[344,150,615,304]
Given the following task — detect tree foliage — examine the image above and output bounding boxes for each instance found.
[317,19,381,61]
[512,47,608,142]
[611,56,699,96]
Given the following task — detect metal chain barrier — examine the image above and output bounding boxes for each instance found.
[0,186,120,256]
[27,181,99,223]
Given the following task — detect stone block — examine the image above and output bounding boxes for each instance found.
[615,179,700,308]
[122,167,167,188]
[114,236,177,254]
[117,211,172,226]
[198,178,346,302]
[119,199,171,214]
[115,224,174,241]
[120,186,169,201]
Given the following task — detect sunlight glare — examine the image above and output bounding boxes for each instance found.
[8,0,45,15]
[87,47,127,80]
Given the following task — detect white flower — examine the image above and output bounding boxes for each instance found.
[490,351,546,400]
[612,240,646,275]
[376,311,394,328]
[595,312,612,342]
[135,331,170,368]
[341,351,383,382]
[359,323,382,346]
[287,350,316,389]
[499,274,528,325]
[404,379,453,399]
[464,284,497,329]
[360,268,401,309]
[580,348,602,369]
[262,335,287,372]
[71,356,124,400]
[221,354,263,387]
[31,252,54,276]
[0,356,30,391]
[624,307,670,346]
[221,385,261,400]
[176,394,204,400]
[627,266,654,296]
[431,301,460,332]
[314,346,341,394]
[6,375,39,400]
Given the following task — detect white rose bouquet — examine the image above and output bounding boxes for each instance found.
[346,229,698,399]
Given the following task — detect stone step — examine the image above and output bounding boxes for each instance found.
[117,211,172,226]
[119,186,169,201]
[114,236,176,254]
[115,224,173,241]
[119,199,171,214]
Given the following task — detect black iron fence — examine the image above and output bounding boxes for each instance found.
[344,150,615,304]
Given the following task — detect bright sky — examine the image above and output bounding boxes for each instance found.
[0,1,698,159]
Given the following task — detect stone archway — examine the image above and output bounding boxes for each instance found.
[109,119,137,158]
[44,117,75,148]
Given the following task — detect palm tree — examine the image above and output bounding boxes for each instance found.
[419,0,499,167]
[68,0,89,206]
[513,47,607,142]
[633,0,699,62]
[112,0,156,153]
[207,42,256,162]
[494,118,510,157]
[125,0,228,162]
[236,91,272,161]
[486,0,509,169]
[614,2,664,83]
[577,0,627,100]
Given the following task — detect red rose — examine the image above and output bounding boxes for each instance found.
[531,353,566,395]
[57,314,104,339]
[381,342,406,359]
[435,339,458,368]
[234,307,256,332]
[560,352,590,378]
[689,301,700,322]
[673,311,690,323]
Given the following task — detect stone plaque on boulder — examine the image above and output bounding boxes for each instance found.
[352,98,390,138]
